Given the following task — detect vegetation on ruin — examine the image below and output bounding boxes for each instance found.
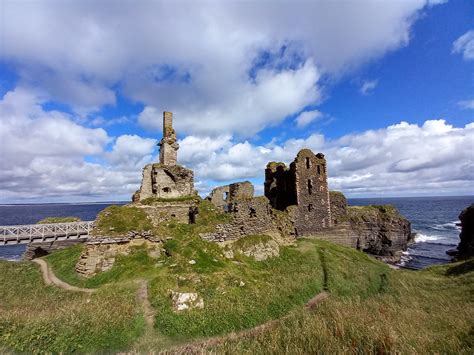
[139,195,200,205]
[340,204,401,224]
[91,205,154,236]
[36,216,82,224]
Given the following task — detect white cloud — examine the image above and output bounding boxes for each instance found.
[359,80,379,95]
[458,99,474,110]
[0,88,145,202]
[179,119,474,197]
[1,89,472,202]
[1,0,438,134]
[106,135,156,168]
[452,30,474,60]
[295,110,323,128]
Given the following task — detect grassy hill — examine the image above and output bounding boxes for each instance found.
[0,203,472,353]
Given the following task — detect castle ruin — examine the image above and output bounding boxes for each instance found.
[265,149,332,235]
[133,112,195,202]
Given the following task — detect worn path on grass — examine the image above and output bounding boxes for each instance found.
[32,258,96,293]
[137,279,155,332]
[162,291,329,354]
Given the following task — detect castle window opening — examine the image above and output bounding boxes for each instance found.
[249,207,257,218]
[308,204,313,211]
[224,191,229,201]
[306,157,311,169]
[317,165,321,175]
[162,187,171,193]
[307,179,313,195]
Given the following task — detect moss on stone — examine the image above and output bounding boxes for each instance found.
[139,195,200,205]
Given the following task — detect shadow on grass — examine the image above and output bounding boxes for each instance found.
[445,258,474,276]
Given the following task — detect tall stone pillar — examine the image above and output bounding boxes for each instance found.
[159,111,179,166]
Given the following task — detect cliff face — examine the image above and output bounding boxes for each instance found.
[346,205,412,256]
[317,191,412,258]
[457,204,474,259]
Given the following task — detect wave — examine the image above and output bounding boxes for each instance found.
[414,233,457,246]
[431,220,461,231]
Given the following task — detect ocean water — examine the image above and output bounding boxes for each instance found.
[348,196,473,269]
[0,202,125,261]
[0,197,472,268]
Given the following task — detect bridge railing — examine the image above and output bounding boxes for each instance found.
[0,221,95,245]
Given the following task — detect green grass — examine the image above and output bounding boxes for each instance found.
[36,216,81,224]
[0,260,144,353]
[205,259,474,354]
[92,205,154,236]
[2,200,472,353]
[140,195,200,205]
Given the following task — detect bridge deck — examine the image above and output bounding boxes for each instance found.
[0,221,94,245]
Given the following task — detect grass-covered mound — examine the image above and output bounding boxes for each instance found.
[36,216,81,224]
[92,205,154,236]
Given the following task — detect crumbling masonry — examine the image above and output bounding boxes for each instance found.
[265,149,332,235]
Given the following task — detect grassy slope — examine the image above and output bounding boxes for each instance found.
[2,200,472,353]
[0,261,143,353]
[206,259,474,354]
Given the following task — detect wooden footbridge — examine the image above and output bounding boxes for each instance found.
[0,221,94,245]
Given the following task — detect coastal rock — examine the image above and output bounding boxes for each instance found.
[456,204,474,259]
[347,205,411,256]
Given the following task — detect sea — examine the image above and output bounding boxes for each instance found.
[0,196,472,269]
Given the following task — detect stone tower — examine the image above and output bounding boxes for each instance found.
[159,111,179,166]
[132,111,195,202]
[264,149,332,236]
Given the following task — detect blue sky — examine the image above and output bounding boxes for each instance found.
[0,0,473,203]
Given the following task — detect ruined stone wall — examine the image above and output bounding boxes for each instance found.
[76,238,162,277]
[329,191,348,223]
[201,197,276,242]
[22,239,87,260]
[264,163,296,211]
[135,164,195,201]
[206,185,230,209]
[137,202,197,225]
[206,181,254,210]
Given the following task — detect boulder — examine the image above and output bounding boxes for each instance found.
[170,291,204,312]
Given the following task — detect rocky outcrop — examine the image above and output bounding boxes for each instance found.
[456,204,474,260]
[346,205,411,256]
[170,291,204,312]
[309,196,411,260]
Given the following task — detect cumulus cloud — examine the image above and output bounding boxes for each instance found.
[179,119,474,197]
[1,89,472,202]
[359,80,379,95]
[0,88,146,202]
[1,0,438,134]
[452,30,474,60]
[295,110,323,128]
